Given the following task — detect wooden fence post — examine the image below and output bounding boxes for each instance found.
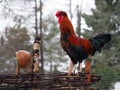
[31,36,41,90]
[85,59,91,90]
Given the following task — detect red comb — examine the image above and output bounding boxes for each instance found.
[55,11,61,17]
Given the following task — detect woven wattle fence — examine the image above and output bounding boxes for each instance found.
[0,61,101,90]
[0,73,101,90]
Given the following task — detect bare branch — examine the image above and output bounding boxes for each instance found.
[0,0,3,3]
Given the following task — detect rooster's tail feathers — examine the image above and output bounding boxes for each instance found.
[90,33,111,55]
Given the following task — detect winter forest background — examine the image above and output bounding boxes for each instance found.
[0,0,120,90]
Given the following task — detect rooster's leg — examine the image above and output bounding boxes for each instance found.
[78,63,82,72]
[68,60,74,76]
[16,67,19,75]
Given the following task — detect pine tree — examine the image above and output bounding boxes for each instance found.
[83,0,120,89]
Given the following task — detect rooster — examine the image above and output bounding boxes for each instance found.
[55,11,111,76]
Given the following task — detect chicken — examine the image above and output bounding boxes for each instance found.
[16,50,32,75]
[55,11,111,76]
[15,50,39,75]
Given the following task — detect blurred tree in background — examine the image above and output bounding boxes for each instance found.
[0,0,69,74]
[83,0,120,89]
[0,25,31,74]
[83,0,120,72]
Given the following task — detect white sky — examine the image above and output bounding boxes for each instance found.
[0,0,96,35]
[43,0,96,32]
[114,82,120,90]
[44,0,96,15]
